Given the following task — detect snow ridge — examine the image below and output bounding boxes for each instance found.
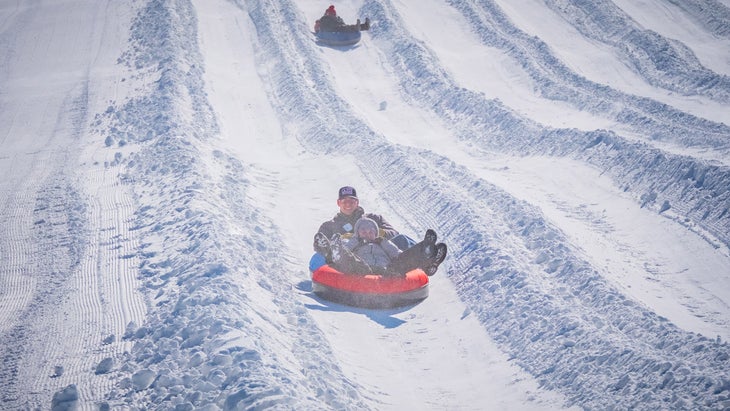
[362,0,730,250]
[665,0,730,38]
[411,149,730,409]
[440,0,730,150]
[543,0,730,102]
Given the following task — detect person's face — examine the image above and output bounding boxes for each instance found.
[358,225,377,241]
[337,197,359,215]
[337,197,360,215]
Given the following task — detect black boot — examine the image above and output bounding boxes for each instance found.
[425,243,447,276]
[424,229,437,244]
[423,229,438,257]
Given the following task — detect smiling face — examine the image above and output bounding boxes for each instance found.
[357,224,378,241]
[337,197,359,215]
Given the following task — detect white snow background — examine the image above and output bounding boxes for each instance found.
[0,0,729,409]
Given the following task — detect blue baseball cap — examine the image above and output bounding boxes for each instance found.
[338,186,358,200]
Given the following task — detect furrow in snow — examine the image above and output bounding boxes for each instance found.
[657,0,730,39]
[423,0,730,149]
[0,164,89,409]
[364,143,730,409]
[0,151,52,405]
[0,172,38,334]
[363,0,730,250]
[542,0,730,102]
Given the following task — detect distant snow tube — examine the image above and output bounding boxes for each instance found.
[310,263,429,308]
[315,30,362,46]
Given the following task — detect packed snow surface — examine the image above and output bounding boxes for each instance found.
[0,0,729,410]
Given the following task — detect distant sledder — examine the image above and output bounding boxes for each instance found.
[314,5,370,46]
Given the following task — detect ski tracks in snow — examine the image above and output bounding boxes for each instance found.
[0,150,145,409]
[0,1,146,408]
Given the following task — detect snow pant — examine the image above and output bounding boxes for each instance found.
[332,238,433,276]
[391,234,416,251]
[384,239,433,275]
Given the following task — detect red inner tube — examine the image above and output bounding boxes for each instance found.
[312,264,429,295]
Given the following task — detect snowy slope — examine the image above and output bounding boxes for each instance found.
[0,0,728,410]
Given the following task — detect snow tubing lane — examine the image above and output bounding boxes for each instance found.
[315,30,362,46]
[311,264,429,308]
